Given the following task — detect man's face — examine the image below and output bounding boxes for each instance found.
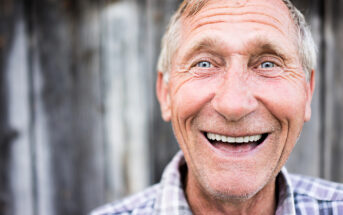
[157,0,314,200]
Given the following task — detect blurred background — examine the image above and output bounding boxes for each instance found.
[0,0,343,214]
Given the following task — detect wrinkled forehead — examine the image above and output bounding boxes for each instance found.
[179,0,297,40]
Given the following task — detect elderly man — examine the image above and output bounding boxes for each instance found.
[92,0,343,214]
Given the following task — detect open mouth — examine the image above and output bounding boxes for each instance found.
[205,132,268,153]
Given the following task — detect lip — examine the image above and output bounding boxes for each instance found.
[200,131,269,158]
[203,130,267,138]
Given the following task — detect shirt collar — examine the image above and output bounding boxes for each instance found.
[155,151,296,215]
[276,167,296,215]
[155,151,192,215]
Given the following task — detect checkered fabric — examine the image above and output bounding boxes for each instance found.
[90,151,343,215]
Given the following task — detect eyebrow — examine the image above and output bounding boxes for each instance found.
[181,35,294,62]
[248,36,292,60]
[182,37,227,61]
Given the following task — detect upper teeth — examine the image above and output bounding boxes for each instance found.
[206,132,262,143]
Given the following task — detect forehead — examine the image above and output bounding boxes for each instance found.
[178,0,297,52]
[181,0,294,29]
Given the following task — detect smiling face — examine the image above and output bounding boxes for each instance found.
[157,0,315,205]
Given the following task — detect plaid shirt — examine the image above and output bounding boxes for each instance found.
[91,151,343,215]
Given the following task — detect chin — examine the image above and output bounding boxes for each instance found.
[197,169,274,202]
[207,183,261,201]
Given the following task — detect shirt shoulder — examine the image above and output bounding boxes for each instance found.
[90,184,160,215]
[290,173,343,201]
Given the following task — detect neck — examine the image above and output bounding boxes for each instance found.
[185,174,277,215]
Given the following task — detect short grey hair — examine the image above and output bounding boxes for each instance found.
[157,0,317,82]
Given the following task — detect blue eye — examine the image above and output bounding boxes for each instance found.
[196,61,212,68]
[260,61,275,68]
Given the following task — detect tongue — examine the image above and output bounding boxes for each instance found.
[212,141,258,153]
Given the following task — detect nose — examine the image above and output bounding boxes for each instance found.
[212,69,258,122]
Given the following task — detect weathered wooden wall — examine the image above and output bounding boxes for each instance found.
[0,0,342,215]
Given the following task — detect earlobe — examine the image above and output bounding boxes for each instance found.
[156,72,171,121]
[304,69,315,122]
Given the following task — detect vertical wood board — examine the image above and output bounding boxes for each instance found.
[324,0,343,182]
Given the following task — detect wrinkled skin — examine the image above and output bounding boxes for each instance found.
[157,0,315,214]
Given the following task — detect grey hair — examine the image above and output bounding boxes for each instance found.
[157,0,317,82]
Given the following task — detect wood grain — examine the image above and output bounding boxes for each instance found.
[1,0,343,215]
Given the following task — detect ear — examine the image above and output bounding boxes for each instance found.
[304,69,315,122]
[156,72,171,121]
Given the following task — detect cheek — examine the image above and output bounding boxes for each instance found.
[253,80,308,167]
[171,77,220,119]
[252,79,308,122]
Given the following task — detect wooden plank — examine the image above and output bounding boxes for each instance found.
[25,2,55,215]
[100,0,151,200]
[7,17,34,215]
[70,2,105,213]
[0,1,18,214]
[1,1,36,215]
[323,0,343,182]
[28,0,105,214]
[100,1,131,201]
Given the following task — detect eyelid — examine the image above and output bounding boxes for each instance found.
[249,55,286,78]
[251,55,284,68]
[191,57,216,68]
[187,51,225,68]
